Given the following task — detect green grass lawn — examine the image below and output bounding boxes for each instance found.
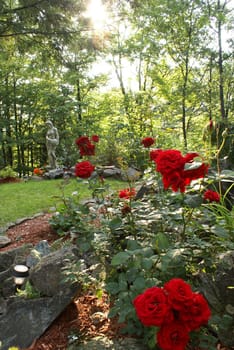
[0,178,125,227]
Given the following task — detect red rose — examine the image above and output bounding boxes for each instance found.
[119,188,136,199]
[183,163,209,186]
[75,136,90,147]
[141,137,155,148]
[157,320,190,350]
[150,149,162,162]
[79,143,95,156]
[91,135,99,143]
[75,161,95,179]
[154,149,209,193]
[133,287,169,327]
[75,136,96,156]
[183,152,199,163]
[163,278,193,311]
[203,189,220,203]
[180,293,211,331]
[162,171,186,193]
[155,150,185,175]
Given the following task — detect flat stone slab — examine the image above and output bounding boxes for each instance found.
[68,336,145,350]
[0,236,11,248]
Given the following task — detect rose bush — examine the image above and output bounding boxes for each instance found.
[51,138,233,349]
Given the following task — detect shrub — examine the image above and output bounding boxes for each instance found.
[0,166,18,179]
[50,136,234,349]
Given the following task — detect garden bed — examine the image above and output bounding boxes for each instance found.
[2,214,234,350]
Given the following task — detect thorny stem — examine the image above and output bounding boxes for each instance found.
[128,197,137,239]
[181,207,195,242]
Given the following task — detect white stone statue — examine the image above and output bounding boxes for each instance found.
[45,120,59,169]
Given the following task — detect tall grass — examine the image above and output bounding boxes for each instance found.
[0,178,125,227]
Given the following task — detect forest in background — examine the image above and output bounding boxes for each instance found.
[0,0,233,175]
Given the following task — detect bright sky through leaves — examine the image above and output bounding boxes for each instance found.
[84,0,108,31]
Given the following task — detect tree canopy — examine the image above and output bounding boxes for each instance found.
[0,0,233,174]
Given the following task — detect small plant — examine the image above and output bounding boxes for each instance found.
[16,281,41,299]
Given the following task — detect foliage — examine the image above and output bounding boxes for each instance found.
[16,281,41,299]
[0,0,233,173]
[0,166,18,179]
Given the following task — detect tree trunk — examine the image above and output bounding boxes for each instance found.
[77,77,82,124]
[217,0,226,120]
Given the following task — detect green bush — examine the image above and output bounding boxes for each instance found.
[0,166,18,179]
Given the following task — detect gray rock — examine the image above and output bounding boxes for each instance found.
[0,288,80,350]
[0,244,33,272]
[121,167,141,182]
[197,250,234,346]
[90,166,122,180]
[0,245,81,350]
[0,236,11,248]
[43,168,65,179]
[30,175,44,181]
[0,226,9,235]
[29,245,79,296]
[1,276,16,297]
[26,240,51,268]
[68,336,146,350]
[103,166,121,178]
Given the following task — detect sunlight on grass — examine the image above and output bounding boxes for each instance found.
[0,178,124,227]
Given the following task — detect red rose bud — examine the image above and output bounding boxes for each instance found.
[203,189,220,203]
[75,136,90,147]
[79,143,95,156]
[91,135,99,143]
[141,137,155,148]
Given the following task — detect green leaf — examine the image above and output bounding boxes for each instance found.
[154,232,170,252]
[210,225,230,238]
[105,282,119,294]
[118,279,128,291]
[142,258,153,270]
[109,217,123,230]
[77,241,91,252]
[221,170,234,179]
[127,239,142,250]
[126,268,139,283]
[184,194,203,208]
[111,251,131,266]
[108,306,119,318]
[133,276,146,290]
[184,161,202,170]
